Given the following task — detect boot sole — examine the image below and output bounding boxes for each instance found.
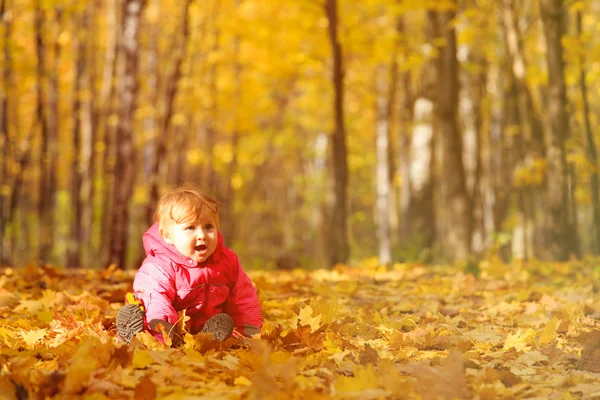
[202,313,234,341]
[116,303,145,344]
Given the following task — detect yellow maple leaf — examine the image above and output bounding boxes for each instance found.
[539,317,559,344]
[40,290,56,309]
[133,350,154,369]
[330,350,351,368]
[515,350,548,366]
[335,364,379,393]
[14,300,43,315]
[133,331,167,350]
[503,328,537,352]
[63,337,114,394]
[20,328,47,348]
[36,309,53,325]
[298,305,322,332]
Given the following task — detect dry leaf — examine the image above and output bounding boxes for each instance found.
[154,322,172,347]
[0,260,597,398]
[409,350,470,400]
[577,330,600,372]
[134,376,157,400]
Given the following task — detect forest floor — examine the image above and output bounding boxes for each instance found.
[1,258,600,399]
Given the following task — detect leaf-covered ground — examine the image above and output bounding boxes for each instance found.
[1,259,600,399]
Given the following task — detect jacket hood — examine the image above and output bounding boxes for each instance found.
[142,222,224,267]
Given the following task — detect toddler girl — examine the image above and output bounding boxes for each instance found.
[116,185,262,343]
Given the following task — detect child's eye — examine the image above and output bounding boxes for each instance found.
[205,224,214,230]
[185,226,195,231]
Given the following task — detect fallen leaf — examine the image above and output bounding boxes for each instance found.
[132,350,154,369]
[0,291,19,308]
[577,330,600,372]
[154,322,172,347]
[409,350,470,400]
[20,328,47,348]
[134,376,156,400]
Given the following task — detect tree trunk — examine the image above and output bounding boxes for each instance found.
[384,12,403,257]
[539,0,580,260]
[466,50,488,255]
[44,7,62,264]
[67,40,83,267]
[398,67,416,244]
[221,0,243,243]
[108,0,146,268]
[34,0,52,263]
[429,9,472,260]
[492,76,518,243]
[146,0,193,226]
[0,0,10,264]
[324,0,349,266]
[375,66,392,265]
[67,7,95,268]
[501,0,545,157]
[313,132,331,269]
[577,10,600,254]
[203,4,220,193]
[79,6,94,267]
[501,0,545,260]
[98,0,119,261]
[142,0,159,186]
[407,98,436,252]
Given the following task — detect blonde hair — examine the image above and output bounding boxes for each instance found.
[155,185,220,236]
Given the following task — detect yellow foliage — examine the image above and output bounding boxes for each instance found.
[20,328,47,348]
[503,328,537,352]
[132,350,154,369]
[0,259,598,397]
[63,337,114,394]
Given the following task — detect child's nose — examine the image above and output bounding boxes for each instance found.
[196,229,205,239]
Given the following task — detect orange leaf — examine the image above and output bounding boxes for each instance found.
[134,376,157,400]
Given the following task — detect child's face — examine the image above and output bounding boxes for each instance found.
[162,208,219,263]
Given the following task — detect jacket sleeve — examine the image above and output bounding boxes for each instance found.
[224,253,263,333]
[133,263,179,329]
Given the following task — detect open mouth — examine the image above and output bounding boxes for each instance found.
[195,245,207,252]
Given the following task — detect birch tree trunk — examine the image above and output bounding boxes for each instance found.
[108,0,145,268]
[465,50,488,254]
[375,67,392,265]
[325,0,349,266]
[429,8,472,260]
[407,98,436,251]
[398,59,416,245]
[539,0,580,260]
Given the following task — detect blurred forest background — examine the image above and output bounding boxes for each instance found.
[0,0,599,270]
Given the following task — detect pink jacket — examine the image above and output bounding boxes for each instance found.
[133,223,262,335]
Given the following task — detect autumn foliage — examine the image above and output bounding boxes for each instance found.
[1,261,600,399]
